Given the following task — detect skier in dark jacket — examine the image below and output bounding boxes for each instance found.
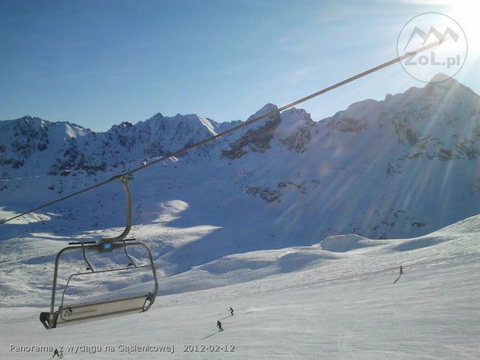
[217,320,224,331]
[229,307,234,316]
[399,265,403,275]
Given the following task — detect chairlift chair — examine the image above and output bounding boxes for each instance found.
[40,175,159,330]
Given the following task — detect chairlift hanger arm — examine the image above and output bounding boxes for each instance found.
[100,175,133,245]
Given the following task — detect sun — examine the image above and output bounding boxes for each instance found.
[442,0,480,55]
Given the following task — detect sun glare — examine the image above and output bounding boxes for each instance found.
[446,0,480,54]
[412,0,479,55]
[398,0,479,83]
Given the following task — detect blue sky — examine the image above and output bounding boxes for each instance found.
[0,0,478,131]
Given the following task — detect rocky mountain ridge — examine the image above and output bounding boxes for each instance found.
[1,76,480,252]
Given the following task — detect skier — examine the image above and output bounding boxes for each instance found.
[217,320,224,331]
[399,265,403,275]
[52,348,60,358]
[229,307,234,316]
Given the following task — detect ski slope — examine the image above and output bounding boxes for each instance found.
[0,215,479,359]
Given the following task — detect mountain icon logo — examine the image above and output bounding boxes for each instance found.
[397,12,468,83]
[403,27,460,51]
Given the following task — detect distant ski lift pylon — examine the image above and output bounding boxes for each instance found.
[40,175,159,329]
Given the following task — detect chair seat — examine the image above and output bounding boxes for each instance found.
[40,294,153,329]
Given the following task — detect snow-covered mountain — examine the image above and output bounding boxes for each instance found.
[1,75,480,275]
[0,112,228,177]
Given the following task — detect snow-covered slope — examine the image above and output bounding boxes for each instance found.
[0,214,478,359]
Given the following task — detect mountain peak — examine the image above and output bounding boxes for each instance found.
[247,103,279,122]
[424,73,479,100]
[429,73,452,83]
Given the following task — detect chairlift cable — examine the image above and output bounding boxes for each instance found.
[0,40,441,225]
